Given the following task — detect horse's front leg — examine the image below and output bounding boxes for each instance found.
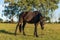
[22,22,26,36]
[34,23,38,37]
[40,22,44,35]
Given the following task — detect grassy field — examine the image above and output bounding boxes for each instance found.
[0,23,60,40]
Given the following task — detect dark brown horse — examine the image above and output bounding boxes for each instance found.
[15,11,45,37]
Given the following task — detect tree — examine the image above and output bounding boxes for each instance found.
[5,0,59,14]
[46,17,50,23]
[0,18,3,22]
[4,0,59,22]
[4,3,19,23]
[58,17,60,23]
[16,0,59,16]
[17,0,59,24]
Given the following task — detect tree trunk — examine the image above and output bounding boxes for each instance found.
[11,16,14,23]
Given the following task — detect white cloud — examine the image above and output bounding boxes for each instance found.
[0,0,4,5]
[13,16,18,22]
[0,5,4,12]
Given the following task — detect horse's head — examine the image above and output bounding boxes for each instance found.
[40,16,46,30]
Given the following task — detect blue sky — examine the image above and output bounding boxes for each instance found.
[0,0,60,22]
[0,0,4,5]
[0,0,4,19]
[52,2,60,22]
[0,0,7,21]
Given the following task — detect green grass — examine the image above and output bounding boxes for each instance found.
[0,23,60,40]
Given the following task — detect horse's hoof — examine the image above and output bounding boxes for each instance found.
[34,35,39,37]
[15,34,16,36]
[36,35,39,37]
[15,33,16,36]
[23,34,26,36]
[19,29,21,32]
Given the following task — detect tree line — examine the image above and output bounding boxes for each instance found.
[1,0,60,23]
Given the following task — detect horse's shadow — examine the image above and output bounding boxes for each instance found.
[0,30,15,35]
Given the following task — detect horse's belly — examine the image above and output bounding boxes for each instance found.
[26,17,40,23]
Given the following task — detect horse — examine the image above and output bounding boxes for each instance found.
[15,11,45,37]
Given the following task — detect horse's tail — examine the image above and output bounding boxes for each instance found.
[15,12,24,36]
[18,17,23,32]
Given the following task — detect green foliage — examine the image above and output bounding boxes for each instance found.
[5,0,59,12]
[58,17,60,23]
[46,17,51,23]
[4,0,59,21]
[0,18,3,22]
[16,0,59,16]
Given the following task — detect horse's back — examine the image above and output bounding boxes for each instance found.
[20,11,38,21]
[24,11,37,21]
[19,11,42,23]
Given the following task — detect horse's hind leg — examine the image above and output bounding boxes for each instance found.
[15,22,22,35]
[19,18,23,33]
[15,23,19,35]
[19,24,22,32]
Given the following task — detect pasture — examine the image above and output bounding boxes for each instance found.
[0,23,60,40]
